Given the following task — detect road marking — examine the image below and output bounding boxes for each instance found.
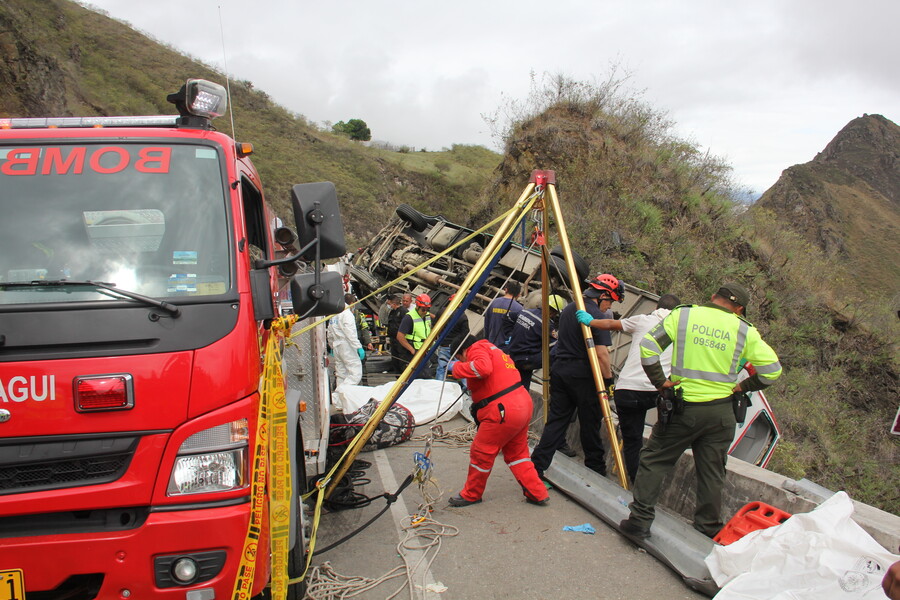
[374,449,440,599]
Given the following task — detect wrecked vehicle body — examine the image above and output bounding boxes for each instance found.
[350,204,591,333]
[350,204,781,468]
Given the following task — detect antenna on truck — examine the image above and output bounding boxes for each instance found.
[217,6,238,142]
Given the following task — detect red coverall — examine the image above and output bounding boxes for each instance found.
[451,340,549,503]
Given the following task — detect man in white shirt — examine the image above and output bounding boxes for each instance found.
[328,293,366,389]
[576,293,681,483]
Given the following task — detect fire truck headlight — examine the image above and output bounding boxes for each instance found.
[167,420,249,496]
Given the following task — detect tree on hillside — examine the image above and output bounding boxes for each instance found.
[332,119,371,141]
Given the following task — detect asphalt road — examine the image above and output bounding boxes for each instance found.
[307,415,707,600]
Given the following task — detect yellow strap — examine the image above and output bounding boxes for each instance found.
[231,315,296,600]
[266,316,294,599]
[230,380,268,599]
[289,205,518,340]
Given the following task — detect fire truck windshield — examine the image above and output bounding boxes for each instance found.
[0,142,231,305]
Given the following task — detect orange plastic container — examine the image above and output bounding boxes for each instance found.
[714,501,792,545]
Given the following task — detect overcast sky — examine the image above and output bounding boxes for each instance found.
[83,0,898,195]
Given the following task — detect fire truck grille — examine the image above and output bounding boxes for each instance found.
[0,436,138,495]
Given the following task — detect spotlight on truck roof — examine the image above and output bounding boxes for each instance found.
[166,79,228,127]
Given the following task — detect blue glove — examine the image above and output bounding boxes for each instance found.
[357,348,366,361]
[563,523,596,534]
[447,360,459,374]
[576,309,593,326]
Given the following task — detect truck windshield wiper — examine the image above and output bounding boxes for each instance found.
[0,279,181,317]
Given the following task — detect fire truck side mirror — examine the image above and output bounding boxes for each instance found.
[291,182,346,261]
[290,271,345,318]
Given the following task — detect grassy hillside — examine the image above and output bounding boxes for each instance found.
[1,2,897,513]
[0,0,499,248]
[475,75,899,513]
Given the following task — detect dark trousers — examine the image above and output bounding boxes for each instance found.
[531,362,606,476]
[512,354,541,391]
[628,400,736,537]
[516,368,534,389]
[395,346,435,379]
[614,389,658,483]
[389,337,403,373]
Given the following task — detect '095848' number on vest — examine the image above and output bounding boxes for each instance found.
[691,336,727,352]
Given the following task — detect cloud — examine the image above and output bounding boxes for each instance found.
[83,0,899,192]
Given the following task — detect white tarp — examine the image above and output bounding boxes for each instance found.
[706,491,898,599]
[333,379,464,425]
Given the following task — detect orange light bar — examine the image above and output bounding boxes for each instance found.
[236,142,254,157]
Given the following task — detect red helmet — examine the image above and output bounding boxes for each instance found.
[415,293,432,308]
[587,274,624,302]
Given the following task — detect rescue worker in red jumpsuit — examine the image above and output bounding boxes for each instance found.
[447,337,550,507]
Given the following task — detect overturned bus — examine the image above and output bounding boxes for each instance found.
[349,203,781,468]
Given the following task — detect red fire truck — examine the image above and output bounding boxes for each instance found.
[0,79,345,599]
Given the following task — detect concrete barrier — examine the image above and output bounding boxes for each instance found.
[527,392,900,553]
[658,448,900,553]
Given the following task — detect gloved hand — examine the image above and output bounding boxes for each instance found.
[357,348,366,361]
[447,360,459,374]
[576,309,593,326]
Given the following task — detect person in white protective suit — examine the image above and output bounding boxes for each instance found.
[328,293,365,389]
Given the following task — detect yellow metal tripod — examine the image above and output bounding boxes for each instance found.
[325,169,628,495]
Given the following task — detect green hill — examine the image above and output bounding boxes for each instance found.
[1,0,897,513]
[0,0,499,249]
[471,76,899,513]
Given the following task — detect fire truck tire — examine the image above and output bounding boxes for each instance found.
[255,426,309,600]
[287,424,310,599]
[549,245,590,282]
[283,497,309,599]
[396,204,429,232]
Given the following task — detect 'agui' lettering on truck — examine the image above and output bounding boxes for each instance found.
[0,375,56,402]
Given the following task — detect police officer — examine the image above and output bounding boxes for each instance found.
[447,336,549,507]
[507,294,567,388]
[620,282,782,540]
[396,293,434,376]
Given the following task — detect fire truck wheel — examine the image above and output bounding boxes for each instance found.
[287,424,310,599]
[255,425,309,600]
[396,204,429,232]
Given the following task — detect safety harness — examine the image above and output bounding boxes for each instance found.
[470,381,522,414]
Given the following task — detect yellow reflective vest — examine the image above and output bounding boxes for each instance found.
[405,306,432,350]
[640,304,781,402]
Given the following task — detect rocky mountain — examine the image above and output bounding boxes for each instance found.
[469,81,899,513]
[754,115,900,299]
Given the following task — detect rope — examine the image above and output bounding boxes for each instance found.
[304,516,459,600]
[411,422,477,449]
[304,562,406,599]
[290,206,519,341]
[304,447,459,600]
